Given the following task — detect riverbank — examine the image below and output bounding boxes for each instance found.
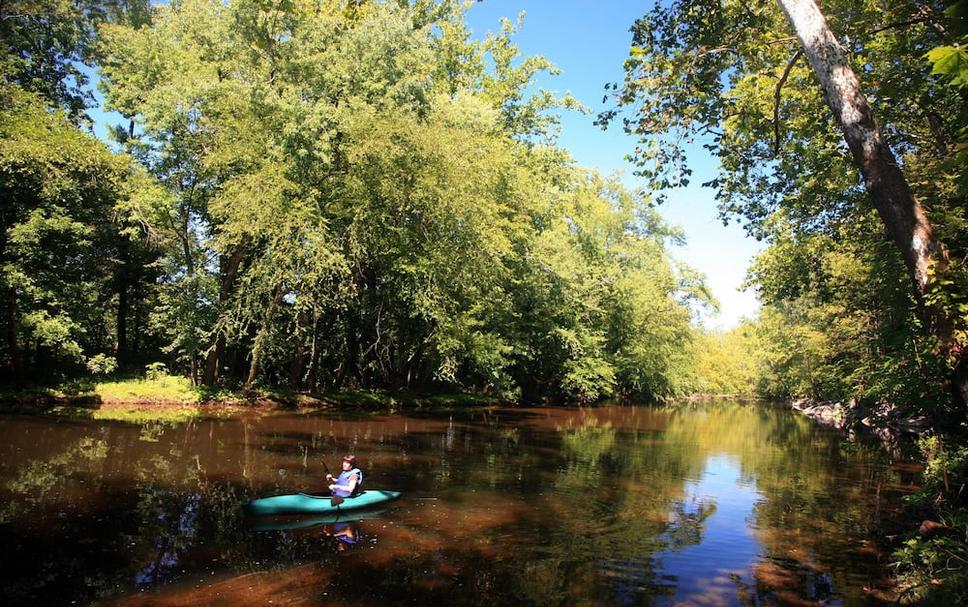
[0,374,500,422]
[790,397,931,444]
[789,397,968,605]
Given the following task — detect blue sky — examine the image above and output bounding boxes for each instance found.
[464,1,763,329]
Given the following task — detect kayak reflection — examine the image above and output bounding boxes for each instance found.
[248,506,387,532]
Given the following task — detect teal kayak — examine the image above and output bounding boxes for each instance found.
[243,489,401,516]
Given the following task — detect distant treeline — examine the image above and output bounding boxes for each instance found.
[1,0,712,402]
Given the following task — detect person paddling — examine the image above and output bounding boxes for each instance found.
[326,454,364,499]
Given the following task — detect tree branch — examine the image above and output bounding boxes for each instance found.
[773,49,803,157]
[697,45,738,57]
[869,17,931,36]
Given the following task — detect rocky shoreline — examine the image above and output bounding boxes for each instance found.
[790,398,931,443]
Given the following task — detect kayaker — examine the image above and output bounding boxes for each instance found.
[326,454,364,498]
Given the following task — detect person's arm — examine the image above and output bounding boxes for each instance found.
[329,473,359,493]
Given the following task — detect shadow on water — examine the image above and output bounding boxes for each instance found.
[0,402,915,606]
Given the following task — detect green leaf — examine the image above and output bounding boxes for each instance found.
[926,46,968,88]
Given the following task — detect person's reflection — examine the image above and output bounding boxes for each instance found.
[324,521,360,553]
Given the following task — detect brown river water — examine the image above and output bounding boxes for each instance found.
[0,402,918,606]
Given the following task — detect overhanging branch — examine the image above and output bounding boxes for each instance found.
[773,49,803,157]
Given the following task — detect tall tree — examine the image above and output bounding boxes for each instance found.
[95,0,705,401]
[605,0,967,411]
[1,1,156,385]
[775,0,963,405]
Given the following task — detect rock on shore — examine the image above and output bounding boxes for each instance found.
[791,398,930,442]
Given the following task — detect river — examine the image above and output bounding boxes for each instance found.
[0,402,917,606]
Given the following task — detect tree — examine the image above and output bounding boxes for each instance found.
[0,1,149,119]
[1,1,171,386]
[605,0,967,413]
[0,84,140,382]
[775,0,964,405]
[93,0,705,401]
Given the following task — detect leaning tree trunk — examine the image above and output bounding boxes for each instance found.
[776,0,966,407]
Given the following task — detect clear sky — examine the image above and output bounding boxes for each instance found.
[464,1,763,329]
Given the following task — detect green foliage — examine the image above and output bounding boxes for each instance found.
[739,212,952,413]
[926,2,968,89]
[144,362,168,381]
[605,0,966,415]
[892,438,968,605]
[927,45,968,88]
[85,354,118,376]
[913,437,968,511]
[606,0,964,241]
[84,0,702,402]
[691,326,759,397]
[0,83,141,377]
[0,1,150,119]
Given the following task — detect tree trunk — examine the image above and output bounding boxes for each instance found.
[288,308,310,390]
[776,0,965,406]
[246,286,284,389]
[132,288,141,360]
[4,285,21,386]
[339,306,361,390]
[308,307,320,392]
[202,334,226,386]
[288,339,304,390]
[115,234,130,367]
[117,283,128,364]
[202,238,250,385]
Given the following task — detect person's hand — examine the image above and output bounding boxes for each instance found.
[328,484,336,491]
[325,473,334,481]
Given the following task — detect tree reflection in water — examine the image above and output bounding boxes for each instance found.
[0,402,914,606]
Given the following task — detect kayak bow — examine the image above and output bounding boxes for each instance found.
[243,489,402,516]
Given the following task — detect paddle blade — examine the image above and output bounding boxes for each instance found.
[331,495,344,507]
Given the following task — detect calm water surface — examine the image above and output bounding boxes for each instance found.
[0,402,917,606]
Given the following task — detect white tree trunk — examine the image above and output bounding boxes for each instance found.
[776,0,940,294]
[776,0,965,407]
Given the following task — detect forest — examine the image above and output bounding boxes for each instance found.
[1,0,967,602]
[3,0,710,403]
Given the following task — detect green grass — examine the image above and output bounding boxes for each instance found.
[95,374,200,403]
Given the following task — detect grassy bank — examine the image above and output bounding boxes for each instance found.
[0,372,500,423]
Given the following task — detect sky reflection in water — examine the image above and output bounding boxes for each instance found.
[0,403,914,606]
